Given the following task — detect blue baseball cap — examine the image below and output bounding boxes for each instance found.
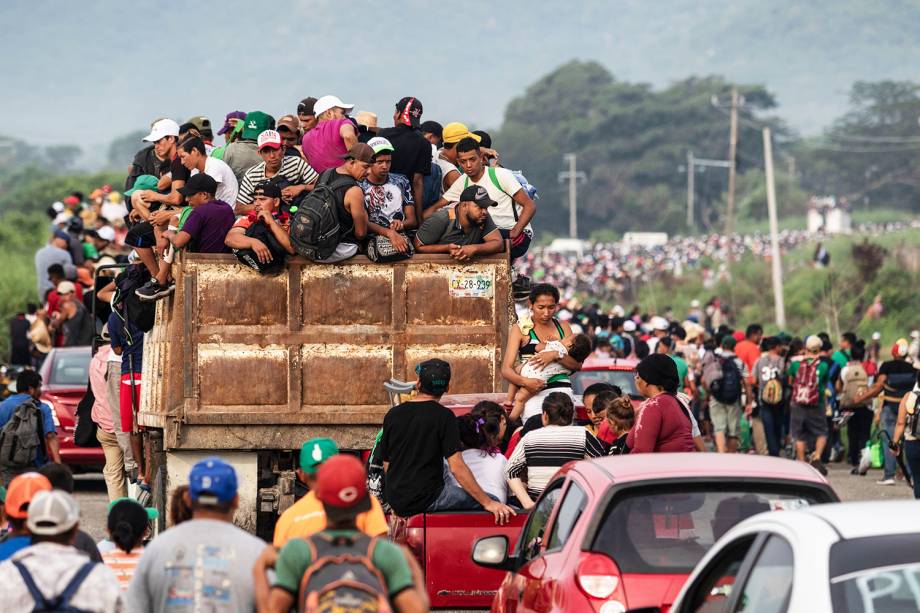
[189,457,238,504]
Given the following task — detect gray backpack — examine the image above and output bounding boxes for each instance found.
[0,398,44,469]
[290,170,356,262]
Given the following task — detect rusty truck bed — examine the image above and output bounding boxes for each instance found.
[139,251,511,450]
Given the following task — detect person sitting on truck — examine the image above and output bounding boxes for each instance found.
[225,180,296,265]
[506,392,605,509]
[413,185,503,261]
[273,437,388,548]
[235,129,318,215]
[379,359,516,524]
[254,455,428,613]
[359,137,417,256]
[444,412,509,504]
[425,136,536,260]
[127,457,266,612]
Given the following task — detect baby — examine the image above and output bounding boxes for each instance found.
[508,333,593,418]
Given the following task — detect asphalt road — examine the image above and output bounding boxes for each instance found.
[73,459,914,543]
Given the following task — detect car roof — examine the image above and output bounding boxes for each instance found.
[802,500,920,539]
[576,453,830,486]
[48,346,92,357]
[580,357,638,371]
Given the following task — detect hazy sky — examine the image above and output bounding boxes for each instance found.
[2,0,917,157]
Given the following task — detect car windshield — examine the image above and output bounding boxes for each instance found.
[572,370,640,397]
[830,534,920,612]
[591,486,820,574]
[50,351,91,386]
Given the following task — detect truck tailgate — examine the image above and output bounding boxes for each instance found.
[423,512,527,609]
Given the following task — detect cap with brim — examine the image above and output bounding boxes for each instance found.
[395,97,423,129]
[189,456,238,504]
[186,115,212,136]
[143,119,180,142]
[314,95,354,117]
[257,130,282,150]
[315,455,372,521]
[218,111,246,135]
[416,358,451,395]
[27,490,80,536]
[124,175,159,197]
[254,180,283,200]
[367,137,394,156]
[442,122,481,144]
[277,115,301,133]
[96,226,116,242]
[298,97,318,115]
[299,437,339,475]
[178,173,218,197]
[108,496,159,520]
[57,281,76,295]
[340,143,374,164]
[459,185,497,208]
[5,473,52,519]
[241,111,274,141]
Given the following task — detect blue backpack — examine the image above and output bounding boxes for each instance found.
[13,559,97,612]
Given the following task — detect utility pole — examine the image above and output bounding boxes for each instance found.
[725,87,740,237]
[763,127,786,328]
[558,153,586,238]
[686,152,695,228]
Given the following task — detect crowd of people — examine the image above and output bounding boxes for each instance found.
[518,220,919,302]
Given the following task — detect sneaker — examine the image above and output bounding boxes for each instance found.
[809,458,828,476]
[850,467,859,475]
[876,478,896,486]
[136,279,174,301]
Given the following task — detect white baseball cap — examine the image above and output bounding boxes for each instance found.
[96,226,116,242]
[27,490,80,536]
[257,129,282,150]
[313,95,354,117]
[143,118,180,142]
[623,320,637,332]
[651,316,670,331]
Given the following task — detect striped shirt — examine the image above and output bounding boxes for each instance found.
[507,425,605,499]
[237,156,319,205]
[102,547,144,591]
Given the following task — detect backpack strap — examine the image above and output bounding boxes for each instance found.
[464,168,519,222]
[13,560,52,609]
[55,560,98,608]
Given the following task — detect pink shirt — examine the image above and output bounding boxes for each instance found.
[626,394,696,453]
[301,118,351,172]
[90,345,114,433]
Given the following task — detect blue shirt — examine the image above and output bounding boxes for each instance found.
[0,394,56,467]
[0,535,31,561]
[108,312,143,375]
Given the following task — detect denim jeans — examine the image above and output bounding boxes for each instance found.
[426,483,482,512]
[760,402,784,457]
[903,439,920,499]
[881,403,899,479]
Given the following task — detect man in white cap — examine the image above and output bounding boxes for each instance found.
[301,95,358,173]
[646,315,670,353]
[0,490,121,611]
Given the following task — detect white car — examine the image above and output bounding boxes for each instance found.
[667,500,920,613]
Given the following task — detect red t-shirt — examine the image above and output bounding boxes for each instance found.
[734,339,761,383]
[626,394,696,453]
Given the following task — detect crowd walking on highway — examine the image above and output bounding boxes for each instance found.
[2,95,920,612]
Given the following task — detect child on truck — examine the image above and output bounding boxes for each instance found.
[506,332,592,418]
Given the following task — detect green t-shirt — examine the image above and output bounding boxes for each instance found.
[82,242,99,260]
[831,349,850,371]
[274,530,414,599]
[787,358,830,406]
[671,355,689,393]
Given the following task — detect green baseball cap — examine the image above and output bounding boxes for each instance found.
[241,111,274,141]
[299,437,339,475]
[108,496,159,520]
[124,174,159,197]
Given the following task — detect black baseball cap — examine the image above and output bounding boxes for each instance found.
[396,97,423,129]
[459,185,497,208]
[254,180,282,200]
[178,173,218,197]
[416,359,451,395]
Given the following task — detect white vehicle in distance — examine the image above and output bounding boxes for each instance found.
[665,500,920,613]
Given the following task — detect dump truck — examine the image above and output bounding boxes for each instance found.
[138,249,510,538]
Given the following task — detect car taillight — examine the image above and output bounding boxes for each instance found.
[406,527,425,563]
[576,552,623,600]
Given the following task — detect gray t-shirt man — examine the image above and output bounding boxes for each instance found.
[416,208,498,247]
[34,243,73,299]
[127,518,266,612]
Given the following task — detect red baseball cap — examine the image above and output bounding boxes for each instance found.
[315,455,371,521]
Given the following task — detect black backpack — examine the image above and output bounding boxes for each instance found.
[13,559,97,612]
[290,170,356,262]
[234,219,289,274]
[712,357,743,404]
[113,265,155,333]
[0,398,44,469]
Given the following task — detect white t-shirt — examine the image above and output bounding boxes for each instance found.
[448,449,508,503]
[192,157,239,206]
[434,152,460,192]
[443,167,530,233]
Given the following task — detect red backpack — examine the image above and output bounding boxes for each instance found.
[792,359,820,406]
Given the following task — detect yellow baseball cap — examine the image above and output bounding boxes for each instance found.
[442,122,481,144]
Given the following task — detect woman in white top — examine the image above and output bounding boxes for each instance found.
[449,404,509,504]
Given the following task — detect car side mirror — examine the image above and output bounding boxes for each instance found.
[472,535,515,571]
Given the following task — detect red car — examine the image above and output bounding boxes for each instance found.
[573,357,641,400]
[472,453,839,613]
[39,346,105,468]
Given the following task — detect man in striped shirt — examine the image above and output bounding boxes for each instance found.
[507,392,605,508]
[235,130,318,214]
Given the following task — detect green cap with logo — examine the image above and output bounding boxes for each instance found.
[299,437,339,475]
[124,174,159,197]
[241,111,274,141]
[108,496,159,520]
